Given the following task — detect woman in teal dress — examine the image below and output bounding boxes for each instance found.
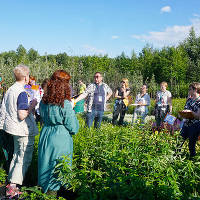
[38,70,79,194]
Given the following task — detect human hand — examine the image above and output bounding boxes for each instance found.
[28,99,37,114]
[30,99,38,109]
[121,87,125,92]
[138,101,143,105]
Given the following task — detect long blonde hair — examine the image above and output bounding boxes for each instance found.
[121,78,129,88]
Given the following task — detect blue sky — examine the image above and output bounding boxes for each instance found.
[0,0,200,57]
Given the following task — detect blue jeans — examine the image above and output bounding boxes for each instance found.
[86,110,104,128]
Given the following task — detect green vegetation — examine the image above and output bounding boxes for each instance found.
[1,27,200,199]
[1,99,200,199]
[0,168,6,186]
[0,28,200,99]
[55,116,200,200]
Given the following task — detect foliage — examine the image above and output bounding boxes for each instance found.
[19,186,66,200]
[172,98,186,117]
[0,168,6,185]
[0,100,200,199]
[55,116,200,200]
[1,27,200,99]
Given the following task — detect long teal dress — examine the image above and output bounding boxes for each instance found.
[38,100,79,193]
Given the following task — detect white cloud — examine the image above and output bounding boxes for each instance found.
[131,17,200,47]
[111,35,119,39]
[193,13,200,18]
[82,44,106,55]
[160,6,171,13]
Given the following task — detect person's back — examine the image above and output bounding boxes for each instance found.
[38,70,79,195]
[0,65,38,198]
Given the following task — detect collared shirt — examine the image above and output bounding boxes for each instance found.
[82,82,112,112]
[135,93,151,113]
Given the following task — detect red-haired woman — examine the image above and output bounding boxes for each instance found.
[38,70,79,195]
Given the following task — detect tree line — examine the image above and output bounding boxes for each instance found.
[0,28,200,98]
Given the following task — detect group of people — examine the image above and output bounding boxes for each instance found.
[0,64,200,198]
[112,80,171,128]
[0,65,79,197]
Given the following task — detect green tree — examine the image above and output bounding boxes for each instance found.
[181,27,200,82]
[55,53,69,66]
[138,45,155,82]
[27,48,39,62]
[16,44,27,63]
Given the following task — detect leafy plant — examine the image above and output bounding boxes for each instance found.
[19,186,66,200]
[0,168,6,185]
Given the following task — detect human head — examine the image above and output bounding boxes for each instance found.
[41,78,49,93]
[189,82,200,96]
[13,64,30,84]
[78,80,83,85]
[160,81,168,92]
[42,70,71,107]
[29,75,36,86]
[140,84,148,93]
[121,78,129,88]
[94,72,103,85]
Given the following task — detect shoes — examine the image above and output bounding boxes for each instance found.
[6,184,22,198]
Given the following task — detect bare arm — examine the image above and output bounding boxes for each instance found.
[168,96,172,113]
[123,90,130,98]
[106,91,113,101]
[114,90,120,98]
[115,88,129,99]
[74,92,88,104]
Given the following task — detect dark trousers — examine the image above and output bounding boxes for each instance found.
[155,105,169,128]
[0,130,14,173]
[180,122,200,157]
[112,101,127,125]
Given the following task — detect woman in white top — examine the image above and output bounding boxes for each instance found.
[133,84,150,124]
[155,81,172,128]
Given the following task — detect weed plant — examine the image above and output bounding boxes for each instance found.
[0,108,200,199]
[56,116,200,200]
[0,168,6,186]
